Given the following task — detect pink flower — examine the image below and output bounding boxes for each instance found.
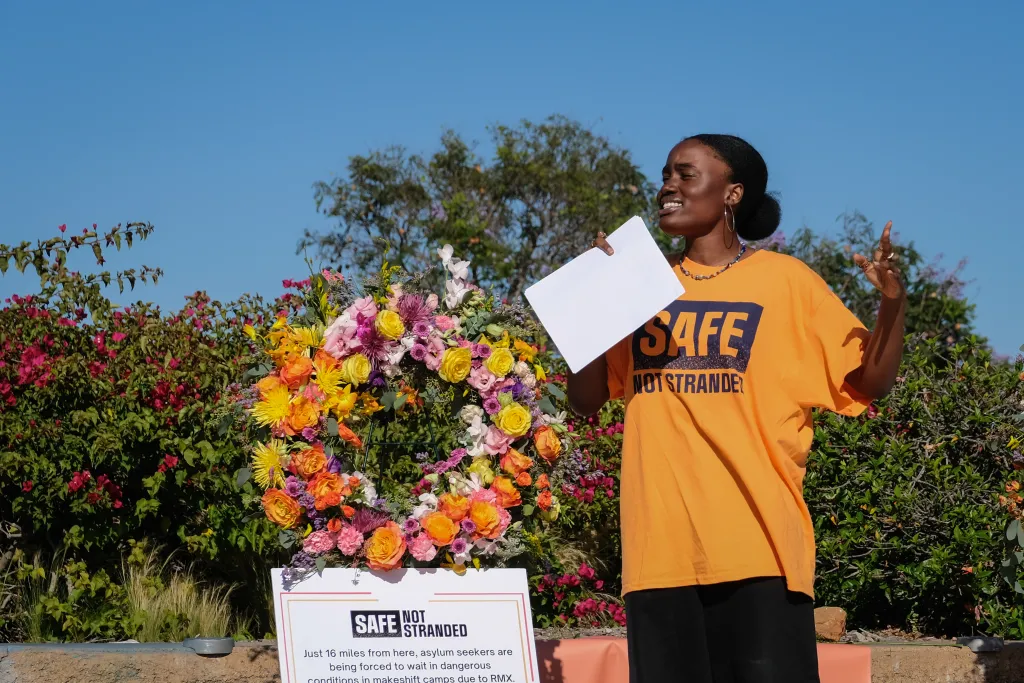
[434,315,455,331]
[410,343,428,362]
[409,533,438,562]
[336,525,364,556]
[112,332,127,343]
[472,344,492,359]
[324,314,359,358]
[579,563,596,580]
[163,454,179,469]
[483,425,513,456]
[497,506,512,535]
[303,530,336,555]
[483,397,502,415]
[347,296,378,322]
[467,366,497,393]
[469,488,497,504]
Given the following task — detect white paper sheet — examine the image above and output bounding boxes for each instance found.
[524,216,685,374]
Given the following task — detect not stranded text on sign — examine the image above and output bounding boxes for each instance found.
[272,568,540,683]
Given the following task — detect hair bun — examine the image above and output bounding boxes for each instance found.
[737,192,781,242]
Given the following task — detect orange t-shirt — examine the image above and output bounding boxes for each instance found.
[606,249,871,599]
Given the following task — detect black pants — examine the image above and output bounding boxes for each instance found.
[625,578,820,683]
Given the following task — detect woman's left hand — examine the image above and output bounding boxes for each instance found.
[853,221,904,299]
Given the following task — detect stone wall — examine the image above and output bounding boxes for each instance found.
[3,640,1024,683]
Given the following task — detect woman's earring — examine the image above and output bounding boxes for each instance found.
[725,204,736,233]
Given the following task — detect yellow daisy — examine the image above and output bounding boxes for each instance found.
[252,439,288,489]
[251,384,291,429]
[313,353,344,397]
[325,384,357,419]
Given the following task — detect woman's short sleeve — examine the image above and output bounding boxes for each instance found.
[804,290,873,416]
[606,336,631,401]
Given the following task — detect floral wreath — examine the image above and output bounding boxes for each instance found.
[234,245,570,580]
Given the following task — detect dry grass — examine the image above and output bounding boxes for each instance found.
[125,548,236,641]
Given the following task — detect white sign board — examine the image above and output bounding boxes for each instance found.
[524,216,685,373]
[272,567,541,683]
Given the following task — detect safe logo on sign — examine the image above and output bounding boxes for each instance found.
[350,609,470,638]
[351,610,404,638]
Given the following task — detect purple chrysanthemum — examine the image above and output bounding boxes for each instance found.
[284,476,306,498]
[410,343,428,361]
[358,326,395,362]
[403,518,420,534]
[412,321,432,338]
[483,397,502,415]
[451,538,468,554]
[397,294,435,325]
[473,344,492,359]
[350,508,391,534]
[460,519,477,535]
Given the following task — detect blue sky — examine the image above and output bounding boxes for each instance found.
[1,0,1021,354]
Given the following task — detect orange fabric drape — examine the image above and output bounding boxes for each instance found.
[536,638,870,683]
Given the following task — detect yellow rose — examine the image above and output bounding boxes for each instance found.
[468,457,495,485]
[421,511,459,546]
[438,346,472,384]
[495,402,531,438]
[375,310,406,340]
[485,347,515,377]
[262,489,301,528]
[364,522,407,571]
[340,353,371,386]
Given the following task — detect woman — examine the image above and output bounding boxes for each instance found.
[567,134,905,683]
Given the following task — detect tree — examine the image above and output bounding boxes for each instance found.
[303,115,655,298]
[759,212,976,344]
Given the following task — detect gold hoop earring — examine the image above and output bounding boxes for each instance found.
[725,204,736,233]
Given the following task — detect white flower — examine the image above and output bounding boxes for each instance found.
[454,543,473,565]
[352,472,377,505]
[514,361,531,378]
[473,538,498,555]
[538,410,567,427]
[383,343,409,378]
[520,373,537,390]
[447,258,471,281]
[460,405,484,425]
[437,244,454,267]
[412,492,439,520]
[445,279,470,309]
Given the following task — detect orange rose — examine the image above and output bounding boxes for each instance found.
[327,518,343,533]
[307,471,344,500]
[534,426,562,463]
[337,423,363,449]
[500,448,533,477]
[262,489,301,528]
[280,355,314,389]
[437,493,471,522]
[364,521,407,570]
[490,476,522,508]
[421,511,459,546]
[257,375,286,397]
[516,472,532,487]
[348,476,361,489]
[315,492,341,511]
[285,395,320,435]
[535,474,550,490]
[342,505,356,519]
[469,500,502,539]
[537,490,553,511]
[293,444,327,479]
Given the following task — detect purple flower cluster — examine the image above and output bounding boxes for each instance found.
[422,448,469,475]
